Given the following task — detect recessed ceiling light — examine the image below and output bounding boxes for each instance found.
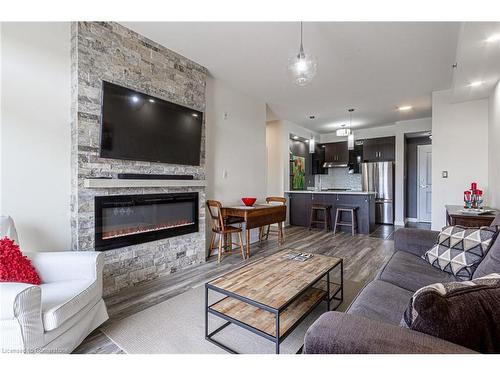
[486,34,500,43]
[305,139,309,143]
[469,81,483,87]
[293,135,299,140]
[398,105,412,111]
[192,113,199,117]
[131,95,139,103]
[148,99,155,103]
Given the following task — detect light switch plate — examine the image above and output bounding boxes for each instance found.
[442,171,448,178]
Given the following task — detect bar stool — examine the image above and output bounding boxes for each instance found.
[333,206,358,236]
[309,204,332,231]
[259,196,286,244]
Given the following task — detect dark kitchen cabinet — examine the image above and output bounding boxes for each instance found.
[325,141,349,164]
[312,144,327,175]
[288,193,312,227]
[363,136,395,162]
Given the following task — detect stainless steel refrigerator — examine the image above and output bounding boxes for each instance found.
[361,162,394,224]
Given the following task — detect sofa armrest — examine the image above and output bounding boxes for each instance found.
[26,251,104,283]
[0,283,40,320]
[304,312,475,354]
[0,283,44,351]
[394,228,439,257]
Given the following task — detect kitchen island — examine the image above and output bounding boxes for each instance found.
[285,191,377,234]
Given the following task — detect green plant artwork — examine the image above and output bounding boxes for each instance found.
[291,156,306,190]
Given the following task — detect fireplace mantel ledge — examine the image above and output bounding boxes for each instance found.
[84,178,206,189]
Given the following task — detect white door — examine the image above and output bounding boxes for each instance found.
[417,144,432,223]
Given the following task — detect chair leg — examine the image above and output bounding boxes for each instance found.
[259,227,263,242]
[217,233,223,263]
[238,232,245,260]
[309,208,314,230]
[266,225,270,240]
[278,222,283,244]
[208,232,216,257]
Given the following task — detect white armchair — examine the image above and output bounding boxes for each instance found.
[0,251,109,353]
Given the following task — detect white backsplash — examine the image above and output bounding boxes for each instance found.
[315,167,362,191]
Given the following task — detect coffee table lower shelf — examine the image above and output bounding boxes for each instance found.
[205,283,342,354]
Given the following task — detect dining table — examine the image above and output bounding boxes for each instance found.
[222,204,287,258]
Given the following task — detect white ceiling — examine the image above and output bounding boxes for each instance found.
[123,22,460,133]
[451,22,500,103]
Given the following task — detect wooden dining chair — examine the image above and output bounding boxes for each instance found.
[206,200,245,263]
[259,196,286,245]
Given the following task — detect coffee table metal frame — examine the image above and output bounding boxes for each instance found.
[204,258,343,354]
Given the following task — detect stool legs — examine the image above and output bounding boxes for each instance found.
[333,208,358,236]
[308,208,314,231]
[333,209,340,235]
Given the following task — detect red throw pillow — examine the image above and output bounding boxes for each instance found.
[0,237,41,285]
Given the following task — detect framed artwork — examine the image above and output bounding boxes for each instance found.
[291,155,306,190]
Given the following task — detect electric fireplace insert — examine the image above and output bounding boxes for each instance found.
[94,192,198,251]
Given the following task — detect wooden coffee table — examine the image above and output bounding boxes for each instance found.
[205,250,343,354]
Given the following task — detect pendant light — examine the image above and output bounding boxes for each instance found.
[287,22,317,86]
[347,109,355,150]
[309,135,315,153]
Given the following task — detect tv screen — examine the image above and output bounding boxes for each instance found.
[100,81,203,166]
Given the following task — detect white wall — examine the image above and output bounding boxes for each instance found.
[1,23,71,251]
[266,120,283,197]
[489,79,500,209]
[205,77,267,248]
[431,89,489,230]
[321,117,432,226]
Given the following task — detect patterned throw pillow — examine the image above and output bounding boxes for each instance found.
[422,225,497,280]
[401,274,500,353]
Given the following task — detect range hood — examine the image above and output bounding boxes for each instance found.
[323,162,348,168]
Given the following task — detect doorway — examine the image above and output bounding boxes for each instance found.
[417,144,432,223]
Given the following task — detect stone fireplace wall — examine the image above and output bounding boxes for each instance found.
[70,22,207,296]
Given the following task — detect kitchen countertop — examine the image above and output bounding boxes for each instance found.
[285,190,376,195]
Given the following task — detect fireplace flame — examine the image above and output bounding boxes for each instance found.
[102,220,195,240]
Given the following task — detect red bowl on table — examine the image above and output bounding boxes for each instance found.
[241,197,257,207]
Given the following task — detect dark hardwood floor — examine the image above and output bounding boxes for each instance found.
[73,225,396,354]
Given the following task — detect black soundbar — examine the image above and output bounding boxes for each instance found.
[117,173,194,180]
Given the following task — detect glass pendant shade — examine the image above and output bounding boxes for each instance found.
[347,134,354,150]
[309,136,315,153]
[287,22,317,86]
[287,49,318,86]
[336,128,351,137]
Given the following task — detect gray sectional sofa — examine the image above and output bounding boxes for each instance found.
[304,226,500,354]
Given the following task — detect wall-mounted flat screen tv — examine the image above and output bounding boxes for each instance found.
[100,81,203,166]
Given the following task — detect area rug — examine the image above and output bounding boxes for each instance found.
[102,280,362,354]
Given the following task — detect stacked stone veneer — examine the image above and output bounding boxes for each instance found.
[70,22,207,296]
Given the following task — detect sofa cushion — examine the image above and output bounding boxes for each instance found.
[347,280,413,325]
[401,273,500,353]
[378,251,457,292]
[40,279,100,331]
[422,225,497,280]
[474,233,500,278]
